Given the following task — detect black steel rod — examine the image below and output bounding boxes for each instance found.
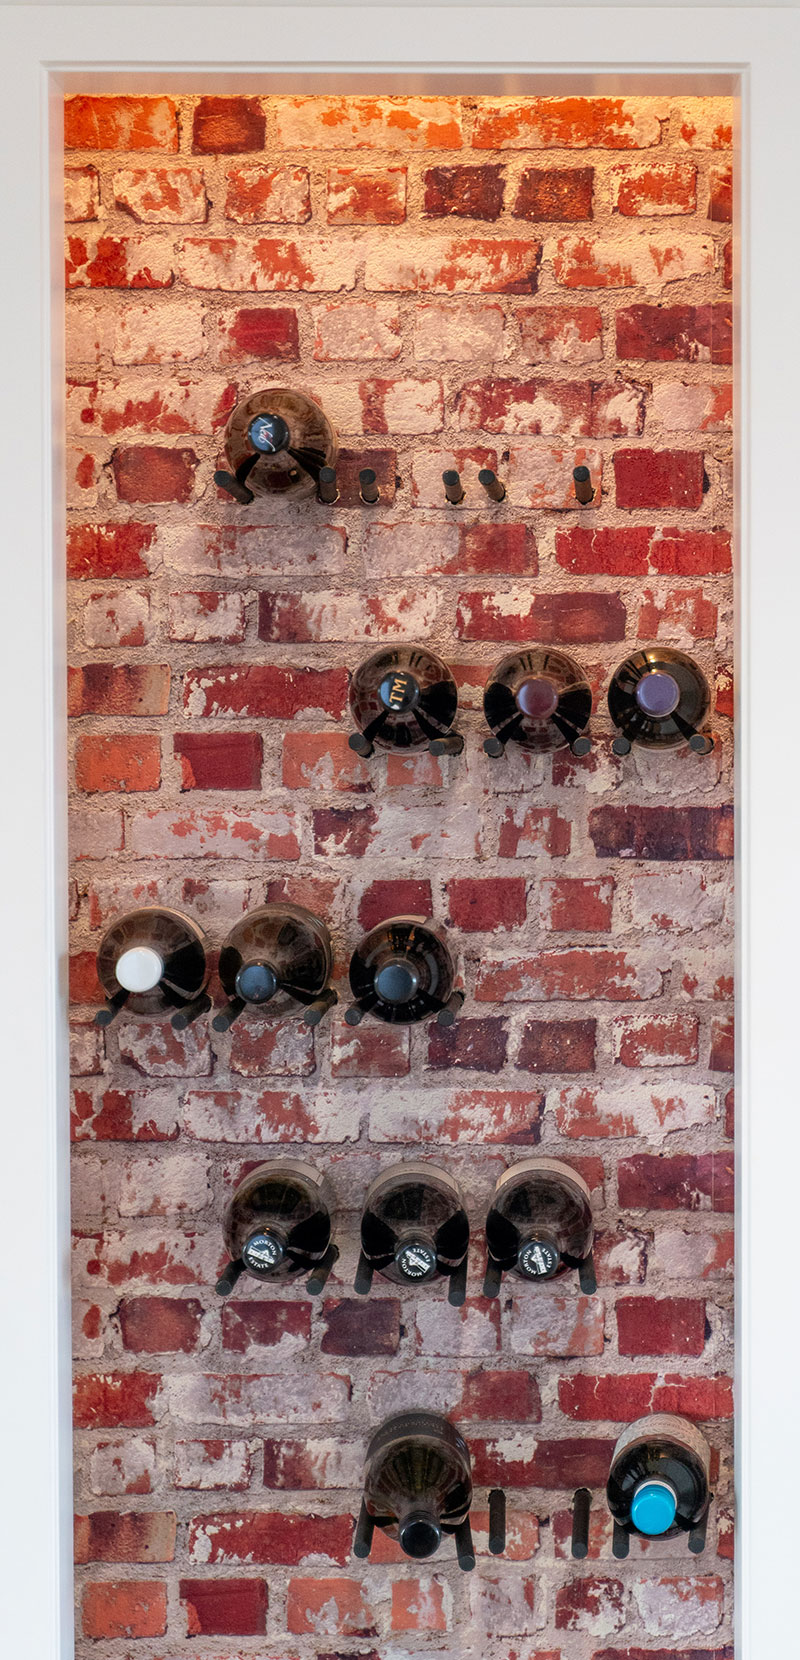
[442,469,464,505]
[479,468,506,503]
[571,1487,592,1559]
[359,468,380,505]
[488,1489,506,1555]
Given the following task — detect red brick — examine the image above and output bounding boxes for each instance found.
[472,97,665,150]
[188,1511,351,1566]
[365,236,541,295]
[178,235,359,294]
[427,1017,508,1073]
[723,238,732,289]
[66,233,174,290]
[617,1296,707,1357]
[514,166,593,220]
[327,166,407,223]
[650,527,731,574]
[174,732,263,791]
[708,159,733,221]
[498,806,571,859]
[74,1372,161,1429]
[321,1299,401,1357]
[555,525,651,575]
[69,664,170,717]
[221,1302,311,1353]
[118,1296,202,1354]
[180,1577,267,1636]
[183,663,348,719]
[615,447,705,509]
[589,807,733,862]
[613,1012,699,1067]
[637,584,717,641]
[75,1510,176,1563]
[65,164,100,221]
[710,1013,734,1072]
[276,95,463,150]
[553,231,712,289]
[212,305,300,362]
[616,303,732,363]
[613,160,696,215]
[517,303,603,362]
[330,1023,409,1079]
[228,1021,316,1078]
[460,1369,541,1422]
[67,521,157,579]
[257,584,440,643]
[424,164,505,219]
[71,1087,179,1144]
[558,1372,733,1421]
[113,166,207,224]
[65,95,178,152]
[391,1577,448,1632]
[716,662,734,718]
[476,950,660,1003]
[555,1576,626,1635]
[619,1152,734,1213]
[540,877,614,932]
[112,443,197,502]
[457,589,626,644]
[472,1436,615,1489]
[75,734,160,793]
[192,96,265,153]
[225,164,310,224]
[69,950,103,1005]
[82,1580,167,1639]
[358,879,433,930]
[447,877,527,931]
[596,1651,731,1660]
[287,1577,377,1637]
[518,1018,596,1073]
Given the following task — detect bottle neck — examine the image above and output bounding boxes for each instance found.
[397,1503,442,1559]
[235,959,279,1004]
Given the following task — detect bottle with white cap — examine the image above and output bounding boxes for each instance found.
[608,646,715,755]
[571,1412,712,1560]
[94,907,210,1030]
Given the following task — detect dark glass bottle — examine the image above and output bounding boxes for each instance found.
[484,1156,596,1297]
[345,915,463,1027]
[572,1413,712,1560]
[483,647,592,758]
[95,906,211,1030]
[215,1157,337,1297]
[213,902,336,1032]
[214,386,337,502]
[348,644,463,757]
[608,646,714,755]
[353,1410,505,1571]
[355,1161,469,1305]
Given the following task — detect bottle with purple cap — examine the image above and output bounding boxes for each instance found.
[483,647,592,758]
[608,646,715,755]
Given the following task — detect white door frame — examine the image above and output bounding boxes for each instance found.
[0,5,796,1655]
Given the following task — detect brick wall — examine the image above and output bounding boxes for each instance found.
[66,92,734,1658]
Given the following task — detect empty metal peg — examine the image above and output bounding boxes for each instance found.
[479,467,506,503]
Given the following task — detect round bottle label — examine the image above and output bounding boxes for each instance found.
[379,670,419,713]
[396,1241,437,1281]
[248,413,289,454]
[243,1232,285,1273]
[518,1239,560,1279]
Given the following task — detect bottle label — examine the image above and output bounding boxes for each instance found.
[518,1239,560,1279]
[396,1242,438,1281]
[243,1232,284,1273]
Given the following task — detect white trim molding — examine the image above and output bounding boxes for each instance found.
[0,7,797,1657]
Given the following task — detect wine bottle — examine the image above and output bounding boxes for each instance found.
[484,1156,596,1297]
[345,915,463,1027]
[483,647,592,758]
[348,644,463,757]
[608,646,714,755]
[355,1161,469,1306]
[213,902,336,1032]
[215,1158,337,1298]
[214,386,337,503]
[572,1412,712,1559]
[353,1410,505,1571]
[94,906,211,1030]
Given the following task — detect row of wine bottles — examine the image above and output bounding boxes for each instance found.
[355,1407,712,1569]
[94,906,461,1031]
[215,1155,595,1303]
[350,643,714,759]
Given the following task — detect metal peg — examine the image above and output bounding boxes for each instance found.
[578,1250,597,1296]
[307,1243,339,1297]
[428,731,464,757]
[447,1256,468,1308]
[612,1518,630,1559]
[353,1499,375,1559]
[571,1487,592,1559]
[318,465,339,504]
[454,1516,476,1572]
[359,467,380,505]
[304,987,338,1028]
[354,1248,375,1296]
[479,468,506,503]
[488,1489,506,1556]
[171,992,212,1031]
[483,1258,503,1300]
[212,998,245,1034]
[442,469,465,505]
[436,990,465,1027]
[215,1258,246,1297]
[95,988,130,1028]
[573,465,595,505]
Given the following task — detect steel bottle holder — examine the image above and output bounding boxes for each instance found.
[355,1161,470,1307]
[353,1409,506,1571]
[94,906,211,1030]
[345,915,463,1027]
[484,1156,596,1298]
[571,1413,712,1559]
[608,646,715,755]
[214,387,337,503]
[215,1158,338,1298]
[483,646,592,758]
[212,903,336,1032]
[348,644,463,758]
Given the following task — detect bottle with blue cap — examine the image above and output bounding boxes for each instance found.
[213,386,337,503]
[348,643,463,758]
[571,1412,712,1560]
[353,1409,505,1571]
[212,902,336,1032]
[608,645,715,755]
[215,1157,338,1298]
[345,915,464,1028]
[94,906,211,1030]
[355,1161,470,1307]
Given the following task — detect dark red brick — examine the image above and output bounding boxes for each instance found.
[221,1301,312,1353]
[320,1299,401,1356]
[513,166,593,220]
[616,303,732,364]
[118,1296,202,1354]
[221,306,300,360]
[614,447,706,509]
[447,876,527,931]
[179,1577,267,1636]
[427,1017,508,1073]
[112,444,198,503]
[472,1436,615,1489]
[67,521,155,578]
[518,1019,596,1074]
[174,732,263,790]
[616,1296,707,1357]
[709,1013,734,1072]
[618,1153,734,1214]
[192,97,266,154]
[359,879,433,931]
[589,806,733,861]
[424,164,505,220]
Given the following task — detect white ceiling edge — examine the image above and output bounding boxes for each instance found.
[4,0,799,9]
